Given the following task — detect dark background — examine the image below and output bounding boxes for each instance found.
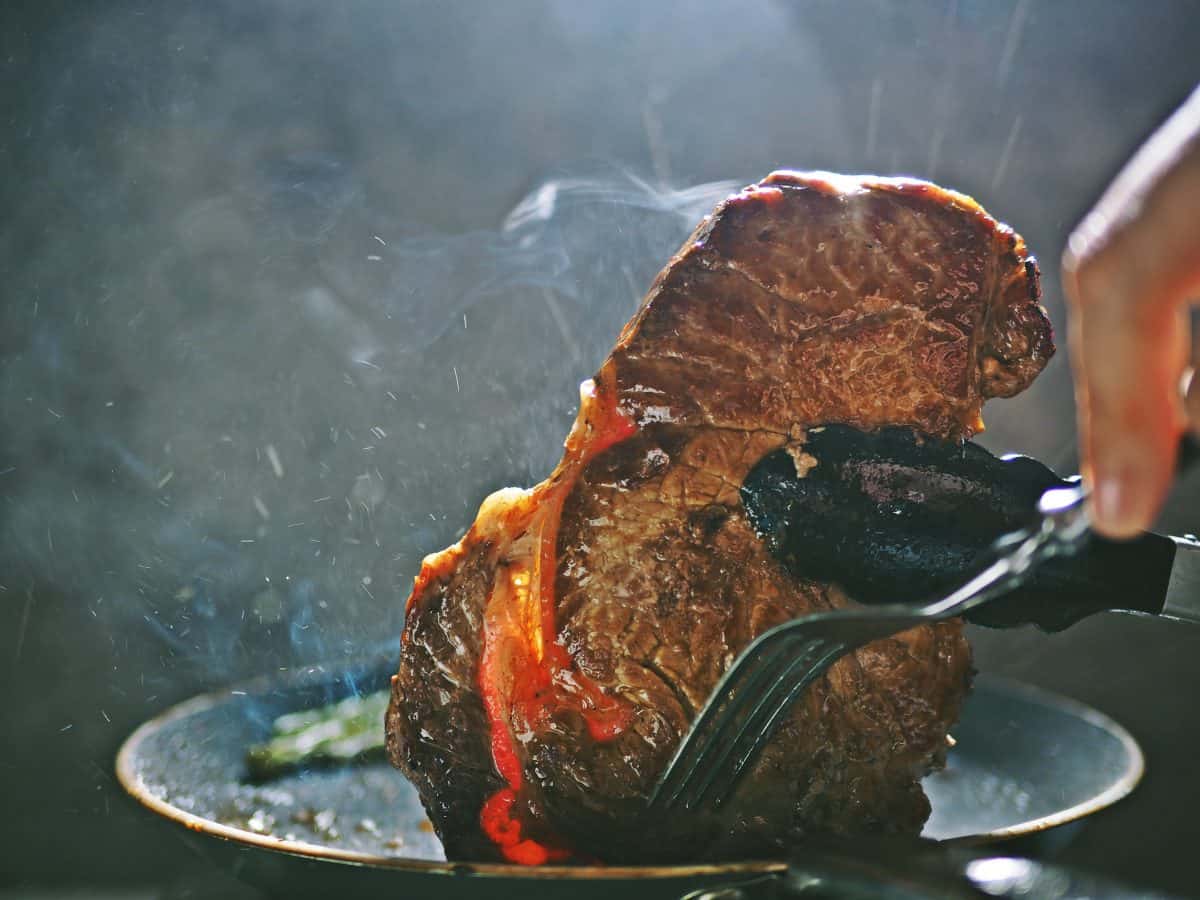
[3,1,1200,896]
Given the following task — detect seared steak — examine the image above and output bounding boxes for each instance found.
[386,172,1054,864]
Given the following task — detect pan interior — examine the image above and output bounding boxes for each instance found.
[116,660,1143,879]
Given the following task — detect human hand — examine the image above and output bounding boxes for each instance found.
[1062,86,1200,539]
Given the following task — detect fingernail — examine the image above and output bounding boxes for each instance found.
[1091,463,1151,538]
[1091,476,1124,531]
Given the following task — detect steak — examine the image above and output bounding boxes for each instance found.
[386,171,1054,864]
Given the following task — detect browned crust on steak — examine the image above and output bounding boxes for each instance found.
[612,172,1052,438]
[388,171,1053,863]
[543,426,972,860]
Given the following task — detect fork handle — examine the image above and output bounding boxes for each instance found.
[965,530,1192,631]
[968,434,1200,631]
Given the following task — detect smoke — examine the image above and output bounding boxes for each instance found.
[1,159,740,687]
[1,0,1131,704]
[1,0,815,695]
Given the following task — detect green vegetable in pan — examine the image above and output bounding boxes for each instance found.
[246,690,389,780]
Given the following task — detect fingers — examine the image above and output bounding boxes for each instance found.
[1063,87,1200,538]
[1065,276,1186,537]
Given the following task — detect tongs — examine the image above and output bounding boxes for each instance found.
[649,428,1200,813]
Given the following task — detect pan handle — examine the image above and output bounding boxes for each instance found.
[681,873,785,900]
[678,850,1181,899]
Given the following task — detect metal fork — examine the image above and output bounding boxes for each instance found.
[647,483,1091,813]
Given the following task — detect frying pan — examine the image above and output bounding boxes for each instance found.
[116,655,1143,899]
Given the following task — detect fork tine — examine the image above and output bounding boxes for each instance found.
[653,629,806,808]
[682,637,827,809]
[707,641,848,808]
[651,628,810,808]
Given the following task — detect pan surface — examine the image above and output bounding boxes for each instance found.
[116,659,1142,895]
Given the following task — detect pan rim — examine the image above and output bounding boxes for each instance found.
[115,668,1143,880]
